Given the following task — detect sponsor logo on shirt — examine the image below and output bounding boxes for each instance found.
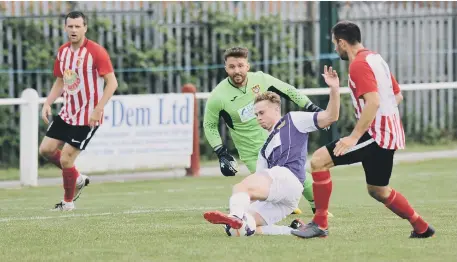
[237,102,256,123]
[63,69,81,95]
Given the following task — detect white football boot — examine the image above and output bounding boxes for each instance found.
[54,200,75,211]
[73,173,90,201]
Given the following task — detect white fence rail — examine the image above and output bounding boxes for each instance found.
[2,81,457,186]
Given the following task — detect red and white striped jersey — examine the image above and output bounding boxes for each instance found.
[53,38,114,126]
[348,49,405,150]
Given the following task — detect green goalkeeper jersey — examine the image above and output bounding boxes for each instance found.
[203,71,313,163]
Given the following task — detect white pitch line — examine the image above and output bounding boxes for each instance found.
[0,185,228,203]
[0,206,226,223]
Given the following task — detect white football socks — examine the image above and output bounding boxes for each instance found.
[259,225,292,235]
[229,192,250,219]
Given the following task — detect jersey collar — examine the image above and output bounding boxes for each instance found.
[268,117,283,134]
[70,38,89,53]
[356,48,370,55]
[227,76,248,94]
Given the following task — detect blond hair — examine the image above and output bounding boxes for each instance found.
[254,91,281,106]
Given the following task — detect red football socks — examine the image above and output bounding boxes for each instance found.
[384,189,429,234]
[62,166,79,202]
[48,150,62,169]
[311,170,332,229]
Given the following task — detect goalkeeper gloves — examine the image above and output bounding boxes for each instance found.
[305,102,324,113]
[214,145,238,177]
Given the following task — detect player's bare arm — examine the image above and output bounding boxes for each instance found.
[350,91,379,139]
[42,77,64,124]
[334,91,379,156]
[316,66,340,129]
[99,72,118,108]
[89,72,118,127]
[391,73,403,105]
[395,92,403,105]
[333,56,380,156]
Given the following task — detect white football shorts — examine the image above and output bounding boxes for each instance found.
[248,166,304,225]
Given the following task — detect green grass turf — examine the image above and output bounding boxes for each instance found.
[1,141,456,181]
[0,158,456,262]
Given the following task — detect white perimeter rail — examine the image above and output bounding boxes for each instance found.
[1,81,457,186]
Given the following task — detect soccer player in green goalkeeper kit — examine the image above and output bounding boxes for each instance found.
[203,47,333,216]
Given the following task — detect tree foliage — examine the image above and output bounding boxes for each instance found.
[3,7,447,168]
[0,7,321,167]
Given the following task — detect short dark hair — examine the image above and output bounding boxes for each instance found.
[65,11,87,26]
[223,47,249,61]
[331,21,361,45]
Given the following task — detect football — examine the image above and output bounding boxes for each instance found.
[224,213,256,237]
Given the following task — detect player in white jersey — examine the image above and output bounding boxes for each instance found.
[292,21,434,239]
[203,66,340,236]
[38,11,118,211]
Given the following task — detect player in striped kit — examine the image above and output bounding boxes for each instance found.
[292,21,435,239]
[203,65,340,236]
[38,11,118,211]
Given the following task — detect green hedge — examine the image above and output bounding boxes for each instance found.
[1,8,452,168]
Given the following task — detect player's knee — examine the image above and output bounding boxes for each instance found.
[310,147,331,172]
[232,180,252,197]
[233,174,269,200]
[38,145,47,157]
[233,182,256,197]
[38,144,54,158]
[367,185,391,202]
[59,152,75,168]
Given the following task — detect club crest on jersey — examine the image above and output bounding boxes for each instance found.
[63,69,81,95]
[76,57,83,67]
[252,85,260,94]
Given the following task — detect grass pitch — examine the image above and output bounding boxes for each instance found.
[0,158,456,262]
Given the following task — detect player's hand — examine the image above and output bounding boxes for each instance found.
[322,65,339,89]
[215,145,238,177]
[333,136,358,156]
[89,108,103,128]
[41,103,52,125]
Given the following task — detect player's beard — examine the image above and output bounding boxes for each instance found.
[230,74,246,87]
[339,51,349,61]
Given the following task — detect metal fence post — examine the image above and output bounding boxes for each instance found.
[319,1,340,145]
